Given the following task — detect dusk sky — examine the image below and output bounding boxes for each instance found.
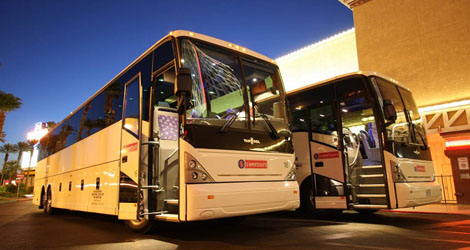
[0,0,353,165]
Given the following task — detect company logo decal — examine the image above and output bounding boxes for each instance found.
[243,137,260,145]
[413,150,421,155]
[124,142,138,152]
[314,152,339,159]
[238,159,245,169]
[414,165,425,172]
[238,159,267,169]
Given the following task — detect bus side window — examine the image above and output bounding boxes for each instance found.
[291,109,308,132]
[153,40,174,72]
[309,105,338,147]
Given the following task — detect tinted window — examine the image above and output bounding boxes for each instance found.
[288,84,334,111]
[154,67,177,108]
[64,107,84,147]
[309,104,338,147]
[291,109,308,132]
[153,41,174,72]
[39,136,48,161]
[336,77,366,99]
[104,81,124,125]
[124,79,140,136]
[47,121,67,156]
[82,93,106,137]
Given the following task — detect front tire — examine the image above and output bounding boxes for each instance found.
[124,218,154,234]
[300,179,343,217]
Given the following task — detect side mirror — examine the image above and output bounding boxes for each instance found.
[383,99,397,121]
[175,68,192,97]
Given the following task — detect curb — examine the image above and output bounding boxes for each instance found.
[381,209,470,216]
[0,198,32,205]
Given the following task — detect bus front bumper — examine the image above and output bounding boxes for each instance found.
[395,181,442,208]
[186,181,300,221]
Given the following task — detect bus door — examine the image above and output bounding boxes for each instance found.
[118,75,142,220]
[151,66,180,217]
[336,78,389,209]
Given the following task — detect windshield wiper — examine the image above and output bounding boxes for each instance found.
[219,110,241,134]
[253,103,279,139]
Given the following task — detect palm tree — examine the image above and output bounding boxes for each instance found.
[16,141,29,163]
[0,91,23,136]
[0,131,6,143]
[0,143,18,167]
[2,160,20,182]
[46,121,56,129]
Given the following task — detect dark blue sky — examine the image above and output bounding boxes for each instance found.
[0,0,352,164]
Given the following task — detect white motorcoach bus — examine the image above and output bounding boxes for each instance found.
[287,72,441,214]
[33,30,299,232]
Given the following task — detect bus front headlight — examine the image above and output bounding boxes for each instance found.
[391,160,407,183]
[285,166,296,181]
[185,153,215,183]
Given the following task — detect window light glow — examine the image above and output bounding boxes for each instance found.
[419,100,470,113]
[445,138,470,150]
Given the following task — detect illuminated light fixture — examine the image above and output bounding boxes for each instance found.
[212,63,216,66]
[276,28,355,62]
[253,78,257,82]
[208,91,215,94]
[319,114,325,117]
[27,122,49,141]
[418,99,470,113]
[320,101,324,104]
[271,59,274,63]
[181,59,185,64]
[158,79,164,82]
[341,109,348,113]
[235,45,239,49]
[242,48,246,52]
[169,31,173,35]
[228,43,233,47]
[362,117,368,122]
[189,32,194,36]
[191,74,196,77]
[295,106,302,110]
[160,91,164,94]
[445,138,470,150]
[299,118,305,122]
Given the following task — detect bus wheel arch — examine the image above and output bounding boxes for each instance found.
[299,175,316,213]
[39,186,45,209]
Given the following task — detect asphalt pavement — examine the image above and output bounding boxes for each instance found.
[1,200,469,250]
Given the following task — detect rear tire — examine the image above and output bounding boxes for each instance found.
[43,189,55,215]
[124,218,154,234]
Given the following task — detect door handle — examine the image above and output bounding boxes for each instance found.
[122,155,128,163]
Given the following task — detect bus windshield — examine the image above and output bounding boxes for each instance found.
[179,38,291,152]
[371,76,431,160]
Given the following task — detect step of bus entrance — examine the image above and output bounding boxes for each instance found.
[358,174,385,184]
[356,184,386,194]
[165,199,179,214]
[357,165,383,175]
[354,195,388,205]
[352,204,388,209]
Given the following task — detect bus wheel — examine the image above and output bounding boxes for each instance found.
[300,179,317,215]
[44,189,55,215]
[124,218,154,234]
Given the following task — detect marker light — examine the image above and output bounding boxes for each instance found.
[189,32,194,36]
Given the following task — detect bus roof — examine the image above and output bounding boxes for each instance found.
[48,30,276,132]
[286,71,410,96]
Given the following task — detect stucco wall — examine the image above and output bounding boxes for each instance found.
[353,0,470,107]
[276,29,359,92]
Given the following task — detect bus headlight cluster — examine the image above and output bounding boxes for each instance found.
[285,166,296,181]
[391,160,407,183]
[185,153,215,183]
